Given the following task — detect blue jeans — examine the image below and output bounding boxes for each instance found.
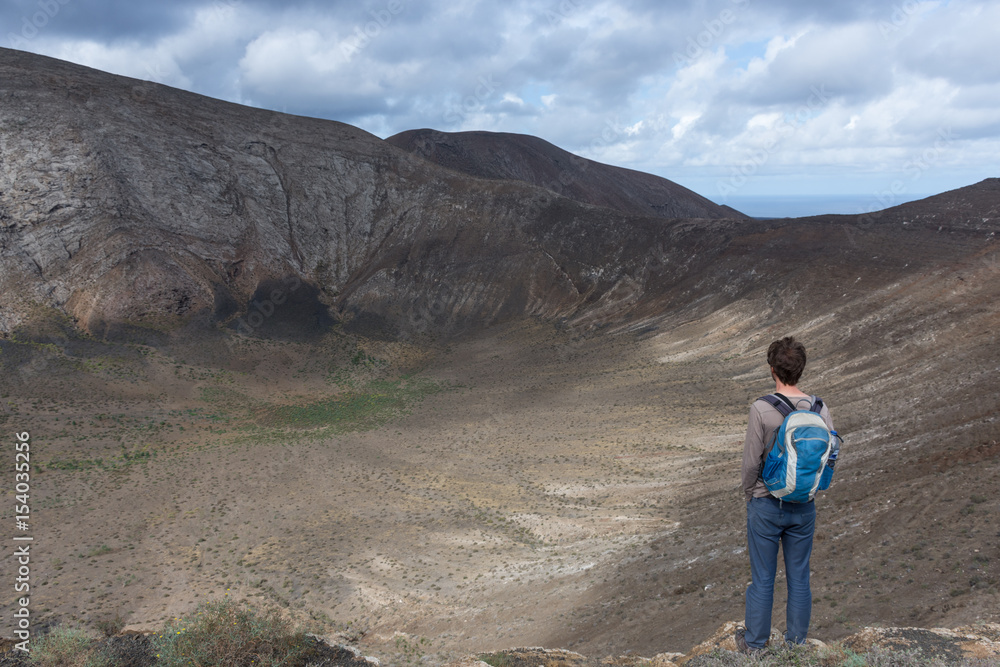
[744,496,816,647]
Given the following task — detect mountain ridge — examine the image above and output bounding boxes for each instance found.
[2,47,997,343]
[2,47,743,340]
[385,128,744,221]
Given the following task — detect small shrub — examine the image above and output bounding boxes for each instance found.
[86,545,113,557]
[151,597,313,667]
[478,653,517,667]
[28,627,99,667]
[95,614,126,637]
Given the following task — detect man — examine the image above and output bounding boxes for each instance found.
[737,336,834,652]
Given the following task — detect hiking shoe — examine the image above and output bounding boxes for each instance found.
[735,627,764,655]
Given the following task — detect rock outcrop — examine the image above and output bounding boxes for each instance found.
[448,621,1000,666]
[4,620,998,666]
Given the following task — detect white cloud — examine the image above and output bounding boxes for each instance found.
[50,39,193,90]
[240,29,349,89]
[899,1,1000,85]
[731,24,894,105]
[5,0,997,197]
[671,114,700,140]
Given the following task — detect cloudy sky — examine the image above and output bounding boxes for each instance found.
[5,0,999,213]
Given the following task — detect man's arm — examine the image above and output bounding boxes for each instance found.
[741,402,767,502]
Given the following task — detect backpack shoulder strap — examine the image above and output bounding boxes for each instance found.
[810,396,824,414]
[759,393,794,417]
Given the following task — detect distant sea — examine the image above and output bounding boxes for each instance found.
[716,194,932,219]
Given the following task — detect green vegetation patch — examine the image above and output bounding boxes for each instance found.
[479,652,519,667]
[254,377,446,433]
[198,386,252,414]
[41,447,155,472]
[152,598,314,667]
[196,372,449,440]
[26,626,95,666]
[23,597,366,667]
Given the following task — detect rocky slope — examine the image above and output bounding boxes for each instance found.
[1,47,734,341]
[6,48,994,346]
[384,129,743,220]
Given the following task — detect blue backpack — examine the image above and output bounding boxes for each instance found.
[760,394,840,503]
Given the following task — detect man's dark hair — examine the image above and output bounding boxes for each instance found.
[767,336,807,386]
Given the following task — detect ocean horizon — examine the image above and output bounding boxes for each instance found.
[716,194,932,219]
